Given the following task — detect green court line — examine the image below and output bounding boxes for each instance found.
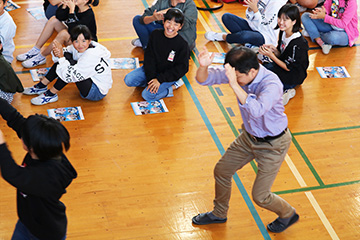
[274,179,360,195]
[291,134,324,186]
[293,125,360,136]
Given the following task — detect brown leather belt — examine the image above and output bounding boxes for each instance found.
[250,128,288,142]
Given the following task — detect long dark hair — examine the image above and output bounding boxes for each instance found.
[275,4,301,33]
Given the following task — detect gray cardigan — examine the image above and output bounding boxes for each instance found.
[140,0,198,49]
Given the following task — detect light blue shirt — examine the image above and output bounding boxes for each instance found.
[0,11,16,63]
[196,65,288,138]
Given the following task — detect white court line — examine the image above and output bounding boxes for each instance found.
[197,8,340,240]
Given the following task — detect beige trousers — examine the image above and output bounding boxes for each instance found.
[212,127,294,219]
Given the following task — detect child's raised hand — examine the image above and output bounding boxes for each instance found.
[244,0,258,13]
[147,79,160,94]
[153,10,165,21]
[52,40,64,58]
[198,47,215,68]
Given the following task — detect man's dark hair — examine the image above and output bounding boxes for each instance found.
[276,4,301,33]
[70,24,93,41]
[224,46,259,74]
[164,8,185,25]
[21,114,70,160]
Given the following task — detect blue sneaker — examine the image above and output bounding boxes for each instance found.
[23,86,47,95]
[31,93,58,105]
[22,53,46,68]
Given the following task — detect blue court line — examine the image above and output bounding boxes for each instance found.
[214,87,223,96]
[15,70,30,74]
[226,107,235,117]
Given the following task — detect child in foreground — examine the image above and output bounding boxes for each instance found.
[0,97,77,240]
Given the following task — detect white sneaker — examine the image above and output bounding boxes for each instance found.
[283,89,296,106]
[131,38,142,48]
[244,43,259,54]
[31,93,58,105]
[302,28,309,37]
[16,47,40,62]
[204,31,226,41]
[23,86,47,95]
[22,53,46,68]
[321,44,332,54]
[174,79,184,89]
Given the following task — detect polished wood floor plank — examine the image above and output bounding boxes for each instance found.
[1,0,360,239]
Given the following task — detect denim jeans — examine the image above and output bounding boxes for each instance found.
[222,13,265,46]
[11,220,66,240]
[133,15,164,48]
[301,12,349,46]
[80,83,106,101]
[124,66,176,101]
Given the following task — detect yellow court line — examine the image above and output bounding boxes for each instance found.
[198,8,340,240]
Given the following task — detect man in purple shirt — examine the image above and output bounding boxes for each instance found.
[192,46,299,233]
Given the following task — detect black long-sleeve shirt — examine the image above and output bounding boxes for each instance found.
[144,29,190,83]
[0,98,77,240]
[56,5,98,41]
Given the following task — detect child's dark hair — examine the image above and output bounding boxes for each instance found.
[0,39,2,55]
[21,114,70,161]
[87,0,99,7]
[1,0,6,4]
[164,8,185,25]
[70,25,93,41]
[225,46,259,74]
[276,4,301,33]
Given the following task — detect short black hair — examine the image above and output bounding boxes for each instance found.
[21,114,70,161]
[87,0,99,7]
[164,8,185,25]
[0,39,2,55]
[224,46,259,74]
[1,0,6,4]
[69,25,92,41]
[276,3,301,33]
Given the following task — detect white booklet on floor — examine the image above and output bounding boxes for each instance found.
[5,0,20,11]
[30,68,50,81]
[47,106,85,122]
[27,7,46,20]
[316,66,350,78]
[109,58,140,69]
[131,100,168,115]
[208,52,226,64]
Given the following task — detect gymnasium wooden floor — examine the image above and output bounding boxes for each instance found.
[1,0,360,239]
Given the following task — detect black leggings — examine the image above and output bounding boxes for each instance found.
[45,62,93,97]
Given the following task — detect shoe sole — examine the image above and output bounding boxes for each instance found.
[22,60,47,68]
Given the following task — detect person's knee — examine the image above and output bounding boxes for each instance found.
[133,15,142,27]
[141,89,156,101]
[222,13,232,24]
[124,74,134,87]
[252,191,273,207]
[301,12,311,22]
